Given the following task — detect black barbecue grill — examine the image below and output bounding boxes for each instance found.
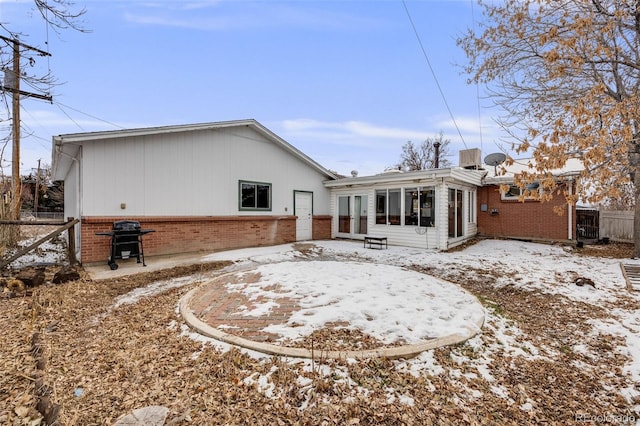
[96,220,155,270]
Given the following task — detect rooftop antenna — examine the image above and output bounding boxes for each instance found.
[484,152,506,176]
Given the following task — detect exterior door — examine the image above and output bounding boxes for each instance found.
[295,192,313,241]
[337,194,368,238]
[337,195,351,236]
[354,195,368,235]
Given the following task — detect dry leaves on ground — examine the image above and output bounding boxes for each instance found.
[0,243,638,425]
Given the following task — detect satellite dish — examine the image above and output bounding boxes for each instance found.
[484,152,507,167]
[484,152,507,176]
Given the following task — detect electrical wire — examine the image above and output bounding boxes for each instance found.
[55,102,85,132]
[470,0,483,155]
[401,0,468,149]
[54,101,126,130]
[19,106,52,150]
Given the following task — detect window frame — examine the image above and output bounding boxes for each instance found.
[500,183,540,201]
[404,187,435,227]
[375,189,387,225]
[375,188,401,225]
[239,180,272,211]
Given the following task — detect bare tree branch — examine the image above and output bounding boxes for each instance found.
[459,0,640,252]
[397,132,451,171]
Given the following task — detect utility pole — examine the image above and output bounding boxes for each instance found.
[0,35,52,221]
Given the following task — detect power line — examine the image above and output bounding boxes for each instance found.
[55,102,85,131]
[470,0,484,154]
[401,0,468,149]
[55,101,126,130]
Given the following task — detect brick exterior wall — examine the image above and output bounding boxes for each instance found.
[82,215,298,264]
[312,215,332,240]
[477,185,577,241]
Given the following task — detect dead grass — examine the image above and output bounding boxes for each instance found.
[0,245,638,425]
[578,241,634,259]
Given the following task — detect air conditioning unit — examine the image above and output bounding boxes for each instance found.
[459,148,482,169]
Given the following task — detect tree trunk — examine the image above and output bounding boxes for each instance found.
[634,168,640,258]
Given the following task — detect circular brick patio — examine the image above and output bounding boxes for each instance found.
[180,261,485,359]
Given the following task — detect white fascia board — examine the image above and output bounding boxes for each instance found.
[51,142,80,181]
[53,119,258,144]
[483,170,581,186]
[324,168,482,188]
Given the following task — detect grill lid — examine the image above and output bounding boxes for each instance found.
[113,220,141,231]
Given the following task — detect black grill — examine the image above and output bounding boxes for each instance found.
[96,220,155,270]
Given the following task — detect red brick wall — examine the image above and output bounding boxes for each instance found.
[477,185,577,241]
[312,215,332,240]
[81,216,298,264]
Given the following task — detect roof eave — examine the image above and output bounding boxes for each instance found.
[53,119,338,181]
[324,167,484,188]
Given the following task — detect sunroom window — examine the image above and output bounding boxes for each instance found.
[404,187,435,227]
[375,189,401,225]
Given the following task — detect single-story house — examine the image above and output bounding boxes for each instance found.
[477,158,583,242]
[324,165,484,250]
[52,119,337,264]
[51,119,583,264]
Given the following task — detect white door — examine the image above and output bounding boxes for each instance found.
[295,192,313,241]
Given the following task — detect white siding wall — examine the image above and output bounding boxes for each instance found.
[81,126,331,216]
[444,183,477,249]
[330,179,478,250]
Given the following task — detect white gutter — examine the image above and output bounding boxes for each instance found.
[54,145,83,260]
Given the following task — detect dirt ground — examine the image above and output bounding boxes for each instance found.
[1,241,638,425]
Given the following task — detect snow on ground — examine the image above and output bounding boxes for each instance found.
[8,235,68,268]
[223,261,484,344]
[203,239,640,413]
[111,238,639,414]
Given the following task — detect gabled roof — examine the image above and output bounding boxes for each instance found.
[52,119,338,181]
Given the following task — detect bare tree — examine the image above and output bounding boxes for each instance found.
[0,1,85,247]
[397,132,451,171]
[459,0,640,255]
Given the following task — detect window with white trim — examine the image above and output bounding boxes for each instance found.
[375,189,401,225]
[501,183,540,200]
[404,187,435,227]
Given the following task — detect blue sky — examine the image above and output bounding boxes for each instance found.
[1,0,506,177]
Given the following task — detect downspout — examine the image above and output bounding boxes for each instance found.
[54,143,82,261]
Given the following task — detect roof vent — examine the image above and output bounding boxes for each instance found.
[459,148,482,169]
[351,170,358,177]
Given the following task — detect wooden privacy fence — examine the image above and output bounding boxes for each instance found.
[599,210,633,243]
[0,217,79,269]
